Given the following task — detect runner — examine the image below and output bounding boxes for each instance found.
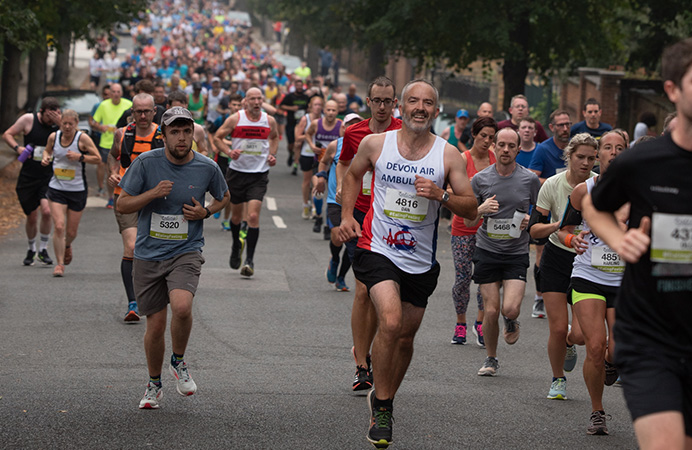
[295,95,324,219]
[280,78,310,175]
[584,38,692,449]
[339,79,477,448]
[464,128,540,376]
[528,133,598,400]
[213,87,279,277]
[449,116,498,346]
[336,76,402,394]
[2,97,61,266]
[108,93,165,321]
[41,110,101,277]
[117,107,229,409]
[440,109,471,151]
[167,91,210,156]
[557,129,628,435]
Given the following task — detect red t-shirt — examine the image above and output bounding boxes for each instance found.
[340,117,402,213]
[451,150,496,236]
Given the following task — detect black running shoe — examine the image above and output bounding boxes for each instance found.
[240,259,254,277]
[313,216,322,233]
[604,360,619,386]
[37,249,53,265]
[367,389,393,448]
[229,244,242,270]
[353,366,373,394]
[323,225,330,240]
[23,250,36,266]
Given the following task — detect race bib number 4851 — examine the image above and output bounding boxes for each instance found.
[150,213,188,240]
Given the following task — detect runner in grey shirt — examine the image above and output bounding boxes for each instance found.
[464,128,540,377]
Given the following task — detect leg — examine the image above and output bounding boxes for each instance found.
[544,292,569,378]
[451,235,472,325]
[351,279,377,367]
[301,170,311,208]
[169,289,194,356]
[500,279,527,320]
[49,201,68,265]
[573,299,608,412]
[605,308,616,363]
[245,199,262,228]
[480,282,502,358]
[64,208,84,249]
[97,161,106,190]
[39,197,52,236]
[634,412,687,450]
[144,307,168,377]
[26,209,39,241]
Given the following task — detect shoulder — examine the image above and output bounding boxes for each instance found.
[388,117,403,130]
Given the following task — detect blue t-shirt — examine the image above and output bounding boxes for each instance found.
[119,148,228,261]
[515,148,536,168]
[528,138,566,178]
[327,137,343,205]
[570,120,612,138]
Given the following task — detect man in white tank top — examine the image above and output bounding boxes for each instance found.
[339,79,477,448]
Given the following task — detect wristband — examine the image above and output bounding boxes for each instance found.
[565,234,575,248]
[315,170,328,179]
[13,144,19,152]
[79,154,85,162]
[204,207,212,219]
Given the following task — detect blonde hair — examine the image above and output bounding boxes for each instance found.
[599,129,628,150]
[61,109,79,123]
[563,132,598,163]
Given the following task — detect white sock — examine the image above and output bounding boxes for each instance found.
[28,239,37,252]
[39,234,50,251]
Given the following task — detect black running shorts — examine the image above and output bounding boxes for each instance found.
[539,241,576,294]
[46,188,88,212]
[226,169,269,205]
[472,247,529,285]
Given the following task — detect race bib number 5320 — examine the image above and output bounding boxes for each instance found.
[150,213,188,240]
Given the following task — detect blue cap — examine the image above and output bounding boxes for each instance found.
[456,109,469,119]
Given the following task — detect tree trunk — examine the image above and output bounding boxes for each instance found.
[502,58,529,111]
[51,31,71,87]
[27,45,48,110]
[366,42,385,83]
[1,41,22,131]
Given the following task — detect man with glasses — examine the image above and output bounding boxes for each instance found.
[108,93,164,321]
[498,94,548,143]
[337,76,402,394]
[529,109,573,183]
[3,97,62,266]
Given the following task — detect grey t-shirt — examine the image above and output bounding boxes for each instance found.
[472,163,541,255]
[119,148,228,261]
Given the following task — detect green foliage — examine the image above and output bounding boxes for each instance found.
[0,0,42,50]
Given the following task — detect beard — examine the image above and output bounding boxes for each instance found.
[402,109,434,133]
[168,145,192,161]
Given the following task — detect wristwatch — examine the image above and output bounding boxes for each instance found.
[441,191,450,203]
[79,154,85,162]
[204,207,212,219]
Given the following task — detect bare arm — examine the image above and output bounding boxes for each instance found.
[41,132,56,166]
[313,139,337,194]
[3,113,34,154]
[212,113,238,159]
[294,116,308,148]
[528,206,560,239]
[76,133,102,164]
[266,116,279,166]
[440,126,451,141]
[261,102,277,115]
[194,124,209,156]
[304,121,319,152]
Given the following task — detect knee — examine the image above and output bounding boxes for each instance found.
[377,314,402,337]
[549,324,568,341]
[502,304,521,320]
[484,304,500,320]
[586,340,607,362]
[66,229,78,242]
[53,221,66,236]
[170,302,192,321]
[247,211,259,224]
[397,334,415,351]
[41,205,51,218]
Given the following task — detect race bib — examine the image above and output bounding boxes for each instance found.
[192,109,203,120]
[33,145,46,161]
[150,213,188,240]
[591,246,625,273]
[487,218,513,239]
[651,212,692,263]
[362,171,373,195]
[241,140,262,156]
[295,109,306,120]
[384,188,428,222]
[53,162,75,181]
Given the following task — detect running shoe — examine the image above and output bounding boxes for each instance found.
[586,410,609,435]
[221,220,231,231]
[351,346,372,372]
[291,163,298,176]
[531,298,546,318]
[547,378,567,400]
[473,321,485,348]
[97,187,105,197]
[169,361,197,396]
[139,382,163,409]
[367,389,393,448]
[302,205,311,219]
[37,249,53,265]
[240,259,254,277]
[323,225,330,240]
[229,238,245,270]
[52,264,65,277]
[213,211,220,219]
[325,259,338,284]
[353,366,373,394]
[604,360,619,386]
[564,345,578,372]
[106,197,114,209]
[63,246,72,265]
[124,301,140,322]
[451,323,467,345]
[613,376,622,387]
[477,356,498,376]
[335,277,350,291]
[313,216,323,233]
[23,249,36,266]
[503,317,520,345]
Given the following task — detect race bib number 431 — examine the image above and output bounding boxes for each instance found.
[651,213,692,263]
[150,213,188,240]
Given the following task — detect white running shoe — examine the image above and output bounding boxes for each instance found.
[139,382,163,409]
[169,362,197,396]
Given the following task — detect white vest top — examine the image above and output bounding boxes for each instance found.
[49,131,86,192]
[229,110,272,173]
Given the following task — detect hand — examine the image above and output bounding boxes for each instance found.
[230,149,242,160]
[616,216,651,263]
[107,173,122,188]
[478,195,499,216]
[65,150,81,161]
[335,187,342,205]
[520,214,530,231]
[41,155,50,166]
[572,230,591,255]
[414,175,441,200]
[267,154,277,166]
[183,196,206,220]
[152,180,173,199]
[338,216,361,243]
[16,145,24,156]
[313,176,326,194]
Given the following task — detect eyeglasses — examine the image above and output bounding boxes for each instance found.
[553,122,572,129]
[133,109,155,116]
[369,98,394,107]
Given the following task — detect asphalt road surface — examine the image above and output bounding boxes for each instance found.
[0,140,638,449]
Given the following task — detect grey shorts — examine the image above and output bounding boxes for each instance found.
[98,146,109,163]
[133,252,205,316]
[113,194,138,233]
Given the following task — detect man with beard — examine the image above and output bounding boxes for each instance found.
[529,110,573,183]
[339,79,477,448]
[117,107,229,409]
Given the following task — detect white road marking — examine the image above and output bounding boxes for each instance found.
[272,215,287,228]
[266,197,277,211]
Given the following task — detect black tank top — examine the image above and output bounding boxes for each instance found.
[19,113,59,181]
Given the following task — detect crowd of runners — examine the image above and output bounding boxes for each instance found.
[3,1,692,448]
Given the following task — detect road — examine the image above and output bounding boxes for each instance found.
[0,139,638,449]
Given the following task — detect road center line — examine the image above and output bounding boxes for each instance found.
[272,215,287,228]
[266,197,277,211]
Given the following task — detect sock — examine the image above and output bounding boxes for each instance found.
[245,227,259,260]
[230,221,241,248]
[535,294,543,301]
[121,257,136,302]
[552,376,566,382]
[171,352,184,367]
[373,397,393,409]
[329,241,341,262]
[28,239,36,252]
[337,250,351,278]
[39,234,50,251]
[457,322,466,326]
[313,197,323,215]
[149,374,162,386]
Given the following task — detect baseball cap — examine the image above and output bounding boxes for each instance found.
[456,109,469,119]
[211,76,221,83]
[162,107,194,126]
[344,113,363,124]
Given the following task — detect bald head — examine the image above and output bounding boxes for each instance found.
[477,102,493,118]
